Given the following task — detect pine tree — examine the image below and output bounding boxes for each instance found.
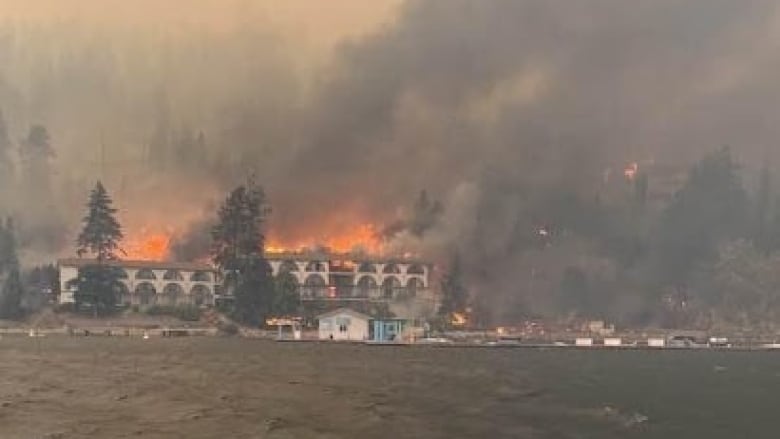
[0,268,24,319]
[211,177,273,325]
[77,181,123,261]
[19,124,56,217]
[272,272,300,317]
[0,217,18,272]
[0,218,24,319]
[650,147,748,289]
[753,165,772,253]
[75,181,124,315]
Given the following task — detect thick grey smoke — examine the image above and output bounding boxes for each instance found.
[2,1,780,321]
[277,0,780,321]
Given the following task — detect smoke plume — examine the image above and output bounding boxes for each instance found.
[1,0,780,321]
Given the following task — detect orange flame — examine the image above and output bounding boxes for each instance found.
[267,223,384,255]
[121,222,387,263]
[451,312,468,327]
[124,232,171,261]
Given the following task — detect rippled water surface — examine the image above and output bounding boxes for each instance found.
[1,338,778,438]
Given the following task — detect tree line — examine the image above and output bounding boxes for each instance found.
[436,147,780,332]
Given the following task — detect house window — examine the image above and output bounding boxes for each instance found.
[339,324,347,333]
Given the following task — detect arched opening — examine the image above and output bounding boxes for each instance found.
[382,276,402,299]
[279,260,300,274]
[117,283,131,305]
[117,269,129,279]
[190,271,212,282]
[190,284,213,307]
[163,270,184,281]
[382,264,401,274]
[303,274,327,298]
[135,269,156,280]
[162,283,185,305]
[406,277,424,298]
[358,262,377,273]
[305,261,327,272]
[134,282,157,305]
[356,275,378,298]
[407,264,425,275]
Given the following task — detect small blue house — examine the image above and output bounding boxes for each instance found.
[371,318,408,342]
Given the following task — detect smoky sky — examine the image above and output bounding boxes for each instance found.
[2,0,780,318]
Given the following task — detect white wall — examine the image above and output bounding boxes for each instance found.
[59,266,79,304]
[58,264,218,306]
[318,314,369,341]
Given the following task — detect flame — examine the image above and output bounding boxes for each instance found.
[451,312,468,327]
[624,162,639,181]
[124,232,171,261]
[120,221,387,263]
[267,223,384,255]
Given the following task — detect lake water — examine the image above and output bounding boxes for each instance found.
[1,338,778,438]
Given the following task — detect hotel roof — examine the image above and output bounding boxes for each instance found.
[265,251,429,265]
[58,258,215,272]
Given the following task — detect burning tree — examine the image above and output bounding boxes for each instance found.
[438,252,470,328]
[211,178,273,325]
[74,181,125,315]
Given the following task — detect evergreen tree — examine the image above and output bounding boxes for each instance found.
[23,264,60,307]
[19,124,56,217]
[211,178,273,325]
[0,268,24,319]
[73,264,125,315]
[769,195,780,253]
[76,181,123,261]
[0,218,23,319]
[75,181,124,315]
[437,252,469,325]
[0,217,18,271]
[650,147,748,290]
[271,272,300,316]
[752,165,773,253]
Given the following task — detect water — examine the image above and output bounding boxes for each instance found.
[495,349,780,438]
[2,338,778,438]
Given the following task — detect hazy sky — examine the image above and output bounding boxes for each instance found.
[0,0,401,50]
